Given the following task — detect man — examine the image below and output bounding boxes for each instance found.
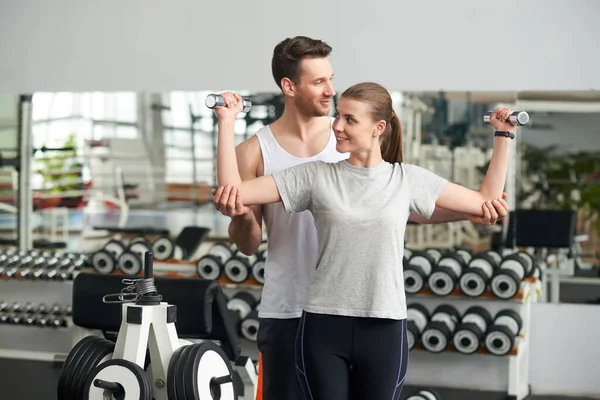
[212,36,508,400]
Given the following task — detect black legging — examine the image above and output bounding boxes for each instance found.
[295,311,409,400]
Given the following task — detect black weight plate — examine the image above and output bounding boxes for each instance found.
[83,358,152,400]
[189,341,237,400]
[65,337,109,400]
[167,346,185,400]
[183,344,204,400]
[175,344,196,400]
[61,336,104,400]
[73,340,115,399]
[57,336,100,399]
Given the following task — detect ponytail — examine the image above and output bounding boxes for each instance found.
[380,112,403,163]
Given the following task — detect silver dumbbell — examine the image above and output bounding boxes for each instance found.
[205,93,252,113]
[484,111,529,126]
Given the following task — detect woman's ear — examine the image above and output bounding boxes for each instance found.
[373,120,387,137]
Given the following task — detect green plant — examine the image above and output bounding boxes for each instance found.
[36,133,82,198]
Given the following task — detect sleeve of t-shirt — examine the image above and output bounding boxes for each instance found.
[403,163,448,219]
[271,161,321,213]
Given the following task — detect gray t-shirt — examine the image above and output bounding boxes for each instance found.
[272,159,447,320]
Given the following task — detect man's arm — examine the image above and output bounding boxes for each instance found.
[214,137,264,256]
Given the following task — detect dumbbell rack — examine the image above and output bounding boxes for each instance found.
[406,277,539,400]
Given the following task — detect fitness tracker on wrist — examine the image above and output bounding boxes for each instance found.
[494,131,515,139]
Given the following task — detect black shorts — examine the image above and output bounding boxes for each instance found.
[295,311,409,400]
[257,317,305,400]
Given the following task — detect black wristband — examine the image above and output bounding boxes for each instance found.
[494,131,515,139]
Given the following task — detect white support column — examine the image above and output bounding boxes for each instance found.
[17,94,33,251]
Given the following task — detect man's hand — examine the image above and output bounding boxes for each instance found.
[212,185,251,218]
[467,192,509,225]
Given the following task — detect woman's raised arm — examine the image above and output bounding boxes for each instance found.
[435,107,517,217]
[215,92,281,206]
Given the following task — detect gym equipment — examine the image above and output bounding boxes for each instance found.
[104,239,127,259]
[152,235,185,261]
[427,251,469,296]
[485,309,522,356]
[406,388,441,400]
[223,251,257,283]
[240,309,259,342]
[458,252,499,297]
[421,305,460,353]
[205,94,253,113]
[61,252,240,399]
[490,252,533,299]
[425,248,443,263]
[452,306,493,355]
[250,256,265,285]
[196,242,234,280]
[483,110,530,126]
[403,251,436,294]
[406,303,430,350]
[117,250,143,276]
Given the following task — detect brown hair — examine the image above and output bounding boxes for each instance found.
[341,82,403,163]
[271,36,332,90]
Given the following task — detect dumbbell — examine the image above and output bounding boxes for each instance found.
[427,251,470,296]
[490,252,533,299]
[117,251,143,276]
[251,253,266,285]
[240,309,260,341]
[425,248,443,263]
[195,242,234,280]
[152,236,186,261]
[485,309,522,356]
[484,110,529,126]
[224,251,257,283]
[205,93,253,113]
[406,304,430,350]
[104,239,127,259]
[452,306,493,355]
[459,252,499,297]
[421,305,460,353]
[406,389,441,400]
[454,248,473,264]
[403,251,436,294]
[227,291,259,333]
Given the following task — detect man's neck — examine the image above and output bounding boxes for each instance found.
[272,106,330,141]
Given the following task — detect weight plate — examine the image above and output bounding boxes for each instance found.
[240,315,260,341]
[421,328,447,353]
[196,255,223,280]
[91,250,116,275]
[167,346,185,400]
[175,344,196,400]
[403,266,425,294]
[427,271,455,296]
[57,336,102,399]
[459,270,488,297]
[73,340,115,399]
[104,240,126,258]
[152,236,175,261]
[490,272,519,299]
[251,260,265,284]
[485,326,514,356]
[224,258,250,283]
[128,242,152,260]
[186,342,237,400]
[118,251,143,276]
[453,329,480,355]
[84,358,152,400]
[208,243,234,263]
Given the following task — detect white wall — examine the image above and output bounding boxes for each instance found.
[1,0,599,93]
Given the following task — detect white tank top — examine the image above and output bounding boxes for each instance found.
[255,120,348,319]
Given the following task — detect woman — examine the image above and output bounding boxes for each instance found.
[214,83,516,400]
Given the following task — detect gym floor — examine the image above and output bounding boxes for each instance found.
[1,204,599,399]
[2,358,598,400]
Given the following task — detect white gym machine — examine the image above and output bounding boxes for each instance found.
[63,251,249,400]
